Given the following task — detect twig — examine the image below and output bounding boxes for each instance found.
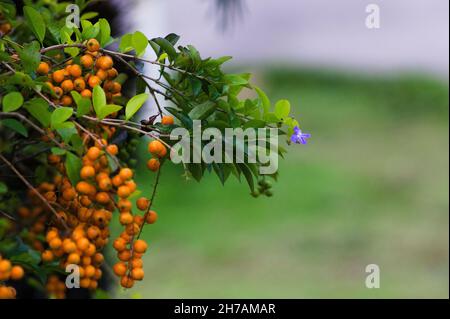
[0,154,70,231]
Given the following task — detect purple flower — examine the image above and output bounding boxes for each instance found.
[290,126,311,145]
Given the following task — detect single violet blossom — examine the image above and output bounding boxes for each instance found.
[290,126,311,145]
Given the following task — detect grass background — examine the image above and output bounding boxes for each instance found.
[111,68,449,298]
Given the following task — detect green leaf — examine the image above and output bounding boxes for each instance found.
[274,100,291,120]
[98,104,122,120]
[189,101,216,120]
[23,6,46,43]
[51,107,73,127]
[119,33,133,53]
[80,12,98,20]
[93,85,106,113]
[65,152,82,185]
[237,163,255,192]
[81,20,99,40]
[0,119,28,137]
[51,147,66,155]
[132,31,148,56]
[71,91,91,117]
[18,41,41,74]
[254,86,271,114]
[98,18,111,47]
[2,92,24,112]
[125,93,149,120]
[152,37,177,61]
[243,119,266,130]
[24,98,51,127]
[0,182,7,194]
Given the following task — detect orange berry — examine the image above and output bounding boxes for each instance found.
[80,89,92,98]
[147,158,160,172]
[107,68,118,79]
[161,115,174,125]
[106,144,118,155]
[0,286,15,299]
[86,38,100,52]
[60,95,72,106]
[148,140,166,158]
[117,185,131,198]
[95,192,110,204]
[80,54,94,68]
[80,165,96,179]
[37,62,50,75]
[97,177,112,191]
[76,181,95,195]
[10,265,24,280]
[130,268,144,281]
[112,175,123,187]
[119,212,133,225]
[52,69,65,83]
[96,69,108,81]
[120,276,134,288]
[113,262,127,276]
[41,250,54,262]
[117,250,132,262]
[95,55,114,70]
[67,253,80,264]
[136,197,150,211]
[49,237,62,250]
[113,238,127,252]
[112,82,121,94]
[133,239,147,254]
[0,259,12,272]
[117,199,132,211]
[145,210,158,224]
[87,226,100,240]
[76,237,90,251]
[62,187,76,201]
[69,64,82,78]
[74,77,86,91]
[53,86,63,98]
[118,168,133,181]
[63,239,77,254]
[131,258,143,269]
[86,146,101,161]
[88,75,101,88]
[61,79,74,92]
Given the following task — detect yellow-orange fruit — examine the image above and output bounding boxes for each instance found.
[88,75,101,88]
[61,79,74,92]
[80,89,92,98]
[136,197,150,211]
[86,38,100,52]
[147,158,160,172]
[95,55,113,70]
[86,147,101,161]
[145,210,158,224]
[69,64,82,78]
[131,268,144,281]
[52,69,65,83]
[80,165,96,179]
[74,77,86,92]
[119,212,133,225]
[120,276,134,288]
[80,54,94,68]
[118,168,133,181]
[37,62,50,75]
[133,239,148,254]
[113,262,127,276]
[161,115,174,125]
[106,144,118,156]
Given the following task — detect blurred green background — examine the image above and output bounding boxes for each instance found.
[111,68,448,299]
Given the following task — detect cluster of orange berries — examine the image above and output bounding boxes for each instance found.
[38,38,121,108]
[0,255,24,299]
[146,138,168,172]
[3,38,173,297]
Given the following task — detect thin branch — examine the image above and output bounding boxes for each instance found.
[0,154,70,231]
[0,112,65,148]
